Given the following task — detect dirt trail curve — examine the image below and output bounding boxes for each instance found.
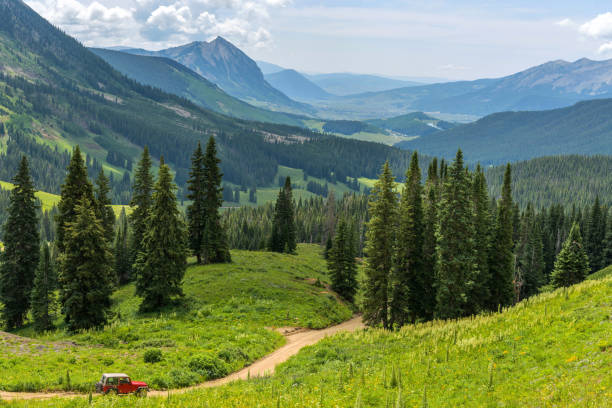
[0,316,364,401]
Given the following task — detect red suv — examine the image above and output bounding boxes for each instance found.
[96,373,148,396]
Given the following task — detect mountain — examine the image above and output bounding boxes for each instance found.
[306,73,422,96]
[90,48,303,126]
[0,0,415,201]
[366,112,457,137]
[396,98,612,165]
[314,58,612,119]
[264,69,331,101]
[121,38,314,115]
[257,60,285,75]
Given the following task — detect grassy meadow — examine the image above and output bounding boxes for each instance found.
[0,245,351,393]
[7,265,611,407]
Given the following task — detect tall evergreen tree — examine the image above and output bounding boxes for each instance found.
[391,152,425,326]
[269,177,297,253]
[134,162,188,311]
[469,165,491,314]
[421,160,439,321]
[488,164,514,309]
[114,209,131,285]
[550,223,590,288]
[585,197,605,272]
[31,243,57,332]
[187,142,206,264]
[202,137,231,263]
[327,218,358,303]
[129,146,154,271]
[95,170,115,245]
[0,157,40,329]
[434,150,477,319]
[60,196,113,330]
[56,146,93,252]
[363,161,397,328]
[603,210,612,268]
[517,206,545,299]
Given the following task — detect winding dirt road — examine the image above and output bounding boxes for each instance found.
[0,316,364,401]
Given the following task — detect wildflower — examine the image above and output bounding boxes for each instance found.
[566,356,577,363]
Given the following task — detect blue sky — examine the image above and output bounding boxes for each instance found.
[25,0,612,79]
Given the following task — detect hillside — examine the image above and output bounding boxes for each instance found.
[0,245,351,393]
[265,69,331,101]
[122,38,313,115]
[89,48,303,126]
[367,112,457,137]
[312,58,612,119]
[0,0,416,200]
[396,99,612,165]
[485,155,612,209]
[12,263,612,406]
[306,72,422,96]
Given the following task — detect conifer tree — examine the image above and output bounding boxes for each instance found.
[95,170,115,246]
[0,157,40,329]
[269,177,297,253]
[603,212,612,268]
[488,164,514,309]
[31,244,57,332]
[434,150,477,319]
[130,146,153,270]
[328,218,358,302]
[187,142,206,264]
[585,197,605,272]
[469,165,491,314]
[56,146,93,252]
[201,137,231,263]
[60,196,113,330]
[391,152,424,326]
[517,206,545,299]
[363,161,397,328]
[421,160,439,321]
[134,162,188,311]
[114,209,131,284]
[550,223,590,288]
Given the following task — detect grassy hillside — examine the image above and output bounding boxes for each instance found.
[367,112,457,137]
[397,99,612,165]
[90,48,304,127]
[0,245,352,393]
[17,265,612,407]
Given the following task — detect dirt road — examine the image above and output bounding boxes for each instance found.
[0,316,364,401]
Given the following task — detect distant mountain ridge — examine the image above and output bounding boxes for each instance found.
[311,58,612,118]
[121,37,314,115]
[265,69,331,101]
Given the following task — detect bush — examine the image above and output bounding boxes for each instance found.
[144,349,163,364]
[187,353,229,379]
[217,347,249,363]
[168,369,199,388]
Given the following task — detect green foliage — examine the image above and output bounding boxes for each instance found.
[327,218,358,303]
[114,209,131,284]
[551,223,590,288]
[31,243,57,332]
[268,177,297,254]
[363,161,397,328]
[0,156,39,329]
[94,169,115,246]
[187,354,229,379]
[129,146,153,278]
[143,349,163,364]
[368,112,457,136]
[322,120,381,136]
[134,162,188,311]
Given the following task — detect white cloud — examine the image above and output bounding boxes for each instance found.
[556,18,575,28]
[598,41,612,54]
[24,0,285,49]
[579,12,612,39]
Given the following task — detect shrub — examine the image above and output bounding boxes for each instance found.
[188,353,229,379]
[144,349,163,364]
[168,369,199,388]
[217,347,249,363]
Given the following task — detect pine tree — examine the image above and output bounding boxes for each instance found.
[60,196,113,330]
[469,165,491,314]
[434,150,477,319]
[201,137,231,263]
[129,146,154,271]
[269,177,297,254]
[0,157,40,329]
[187,142,206,264]
[114,209,131,284]
[363,161,397,328]
[421,161,439,321]
[550,222,590,288]
[56,146,94,252]
[603,211,612,268]
[31,244,57,332]
[134,162,188,311]
[391,152,424,326]
[488,164,514,309]
[95,170,115,246]
[585,197,605,272]
[520,208,545,298]
[328,218,358,302]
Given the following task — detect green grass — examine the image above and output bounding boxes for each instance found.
[0,180,60,211]
[0,245,351,393]
[14,266,612,407]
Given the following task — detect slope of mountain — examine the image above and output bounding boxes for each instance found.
[366,112,457,137]
[0,0,416,199]
[306,73,422,96]
[90,48,303,126]
[396,98,612,164]
[122,38,314,115]
[264,69,331,101]
[315,58,612,118]
[257,60,285,75]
